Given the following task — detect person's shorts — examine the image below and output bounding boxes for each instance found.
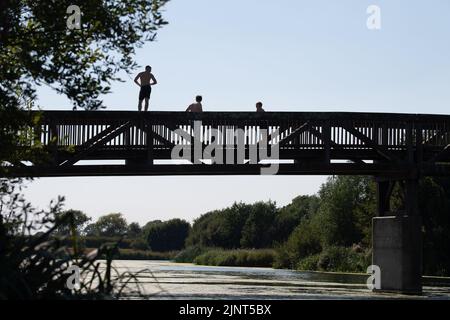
[139,85,152,100]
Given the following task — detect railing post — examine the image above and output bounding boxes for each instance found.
[373,123,379,145]
[191,121,195,164]
[237,123,245,165]
[406,123,414,164]
[32,120,42,147]
[324,120,331,164]
[48,118,58,165]
[146,117,154,165]
[381,123,388,147]
[416,124,423,166]
[124,119,130,146]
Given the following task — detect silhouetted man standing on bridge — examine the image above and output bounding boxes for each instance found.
[134,66,157,111]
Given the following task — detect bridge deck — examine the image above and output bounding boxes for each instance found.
[3,111,450,177]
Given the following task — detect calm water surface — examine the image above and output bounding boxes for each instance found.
[109,260,450,300]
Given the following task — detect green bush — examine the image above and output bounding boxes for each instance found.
[116,249,177,260]
[80,248,177,260]
[295,246,371,273]
[174,246,208,263]
[130,238,149,251]
[193,249,276,268]
[272,245,292,269]
[245,250,276,267]
[321,246,371,273]
[274,221,322,269]
[194,250,223,265]
[296,254,321,271]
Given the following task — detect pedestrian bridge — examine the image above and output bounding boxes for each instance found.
[3,110,450,177]
[3,109,450,294]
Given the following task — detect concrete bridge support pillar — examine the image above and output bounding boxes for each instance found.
[372,179,423,294]
[372,215,422,294]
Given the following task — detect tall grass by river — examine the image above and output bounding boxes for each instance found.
[174,246,371,273]
[77,248,178,260]
[175,247,276,268]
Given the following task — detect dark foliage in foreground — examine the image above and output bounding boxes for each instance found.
[0,179,143,299]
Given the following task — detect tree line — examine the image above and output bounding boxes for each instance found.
[55,210,191,252]
[61,175,450,276]
[183,176,450,276]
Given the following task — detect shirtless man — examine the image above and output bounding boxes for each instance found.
[134,66,157,111]
[256,101,265,112]
[186,95,203,113]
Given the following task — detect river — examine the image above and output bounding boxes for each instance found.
[107,260,450,300]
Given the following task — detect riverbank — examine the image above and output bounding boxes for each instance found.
[79,248,179,260]
[174,246,370,273]
[86,250,450,288]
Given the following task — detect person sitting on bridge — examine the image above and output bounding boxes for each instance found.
[134,65,157,112]
[256,101,265,112]
[186,95,203,113]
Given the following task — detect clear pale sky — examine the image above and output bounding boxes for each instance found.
[23,0,450,225]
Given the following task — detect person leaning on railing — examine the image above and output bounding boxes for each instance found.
[186,95,203,113]
[255,102,268,141]
[256,101,265,112]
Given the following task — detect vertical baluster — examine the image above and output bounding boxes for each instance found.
[147,117,153,165]
[406,122,413,163]
[324,120,331,164]
[416,123,423,165]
